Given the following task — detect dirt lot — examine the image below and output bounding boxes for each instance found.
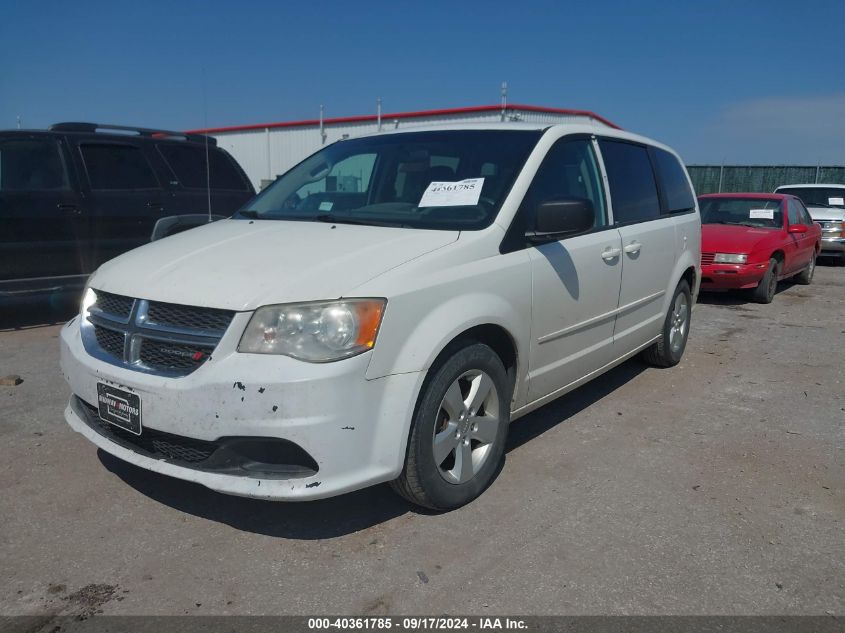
[0,267,843,617]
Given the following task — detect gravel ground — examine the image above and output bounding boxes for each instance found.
[0,266,843,617]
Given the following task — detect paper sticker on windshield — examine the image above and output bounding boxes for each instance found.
[318,201,333,211]
[829,197,844,206]
[419,178,485,207]
[749,208,774,219]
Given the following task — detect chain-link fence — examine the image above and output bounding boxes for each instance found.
[687,165,845,194]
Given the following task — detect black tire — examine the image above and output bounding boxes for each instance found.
[641,279,692,368]
[390,341,511,510]
[751,258,780,303]
[795,254,816,285]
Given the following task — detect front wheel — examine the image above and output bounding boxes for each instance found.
[641,280,692,368]
[751,258,780,303]
[390,342,511,510]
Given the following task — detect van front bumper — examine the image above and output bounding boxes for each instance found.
[821,236,845,254]
[60,315,423,500]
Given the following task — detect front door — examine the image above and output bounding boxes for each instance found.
[785,198,813,273]
[527,137,623,402]
[72,141,165,271]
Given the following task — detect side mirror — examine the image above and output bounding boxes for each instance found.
[151,214,226,241]
[528,198,594,242]
[787,224,808,234]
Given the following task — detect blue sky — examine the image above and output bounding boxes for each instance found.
[1,0,843,164]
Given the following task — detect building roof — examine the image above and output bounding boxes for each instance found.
[187,104,621,135]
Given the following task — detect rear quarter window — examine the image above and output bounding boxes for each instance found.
[651,147,695,214]
[157,144,249,191]
[598,139,660,224]
[0,137,69,191]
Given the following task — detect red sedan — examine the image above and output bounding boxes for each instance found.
[698,193,821,303]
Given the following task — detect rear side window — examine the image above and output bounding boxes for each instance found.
[651,147,695,214]
[0,138,69,191]
[157,144,249,191]
[81,144,159,190]
[599,140,660,224]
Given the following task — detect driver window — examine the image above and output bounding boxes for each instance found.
[787,199,801,226]
[524,139,607,229]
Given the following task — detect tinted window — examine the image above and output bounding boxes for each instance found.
[157,144,249,191]
[524,138,607,229]
[243,130,542,231]
[599,140,660,224]
[81,144,159,190]
[651,147,695,213]
[0,138,69,191]
[699,197,783,229]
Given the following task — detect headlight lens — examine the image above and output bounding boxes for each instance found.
[81,286,97,318]
[238,299,386,362]
[714,253,748,264]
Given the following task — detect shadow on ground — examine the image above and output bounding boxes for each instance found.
[100,358,650,539]
[696,278,801,306]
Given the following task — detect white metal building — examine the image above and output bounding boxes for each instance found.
[189,104,620,190]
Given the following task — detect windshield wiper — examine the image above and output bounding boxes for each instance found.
[706,220,768,228]
[313,214,408,228]
[237,209,260,219]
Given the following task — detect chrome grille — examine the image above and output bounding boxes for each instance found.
[93,291,134,320]
[701,252,715,265]
[82,290,234,377]
[139,339,213,372]
[94,325,125,357]
[146,301,233,334]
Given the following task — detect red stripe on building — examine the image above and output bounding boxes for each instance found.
[187,104,620,134]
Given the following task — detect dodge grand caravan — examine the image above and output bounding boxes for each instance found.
[61,123,701,510]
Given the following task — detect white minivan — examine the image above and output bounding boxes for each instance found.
[60,122,701,510]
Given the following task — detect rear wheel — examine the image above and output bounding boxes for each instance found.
[390,341,510,510]
[795,254,816,285]
[751,258,780,303]
[641,280,691,368]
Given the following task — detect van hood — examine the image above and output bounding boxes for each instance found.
[90,219,458,311]
[701,223,780,253]
[806,206,845,222]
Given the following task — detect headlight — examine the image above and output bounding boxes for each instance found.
[714,253,748,264]
[238,299,386,362]
[81,286,97,318]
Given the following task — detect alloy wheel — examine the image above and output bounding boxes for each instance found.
[432,370,501,484]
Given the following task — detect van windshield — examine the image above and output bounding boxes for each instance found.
[236,130,542,230]
[776,187,845,209]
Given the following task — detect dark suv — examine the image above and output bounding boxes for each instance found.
[0,123,254,299]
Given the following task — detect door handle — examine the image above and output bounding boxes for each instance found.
[624,241,642,254]
[57,203,81,216]
[601,246,622,261]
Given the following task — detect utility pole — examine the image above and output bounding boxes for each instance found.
[16,115,21,129]
[500,82,508,121]
[377,97,382,132]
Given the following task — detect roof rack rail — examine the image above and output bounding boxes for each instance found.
[48,122,217,145]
